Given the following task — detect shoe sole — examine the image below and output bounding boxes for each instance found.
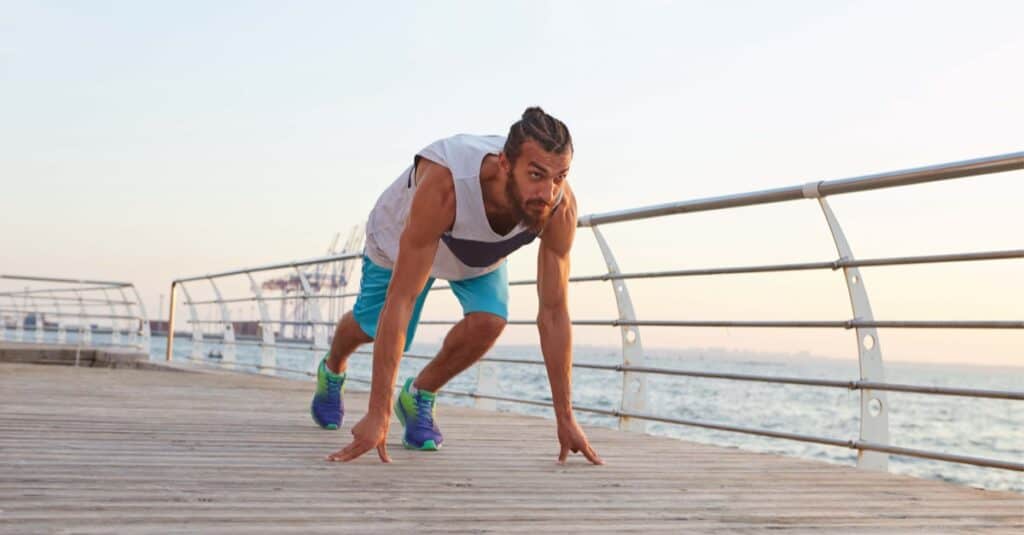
[403,439,440,451]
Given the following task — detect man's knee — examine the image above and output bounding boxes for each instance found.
[463,312,506,343]
[337,312,372,344]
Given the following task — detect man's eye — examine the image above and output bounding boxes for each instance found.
[530,172,542,179]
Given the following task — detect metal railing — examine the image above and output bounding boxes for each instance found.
[165,150,1024,475]
[0,275,151,351]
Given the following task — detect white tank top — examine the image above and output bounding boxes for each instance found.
[365,134,550,281]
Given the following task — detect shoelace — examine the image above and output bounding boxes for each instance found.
[325,377,341,396]
[414,394,435,432]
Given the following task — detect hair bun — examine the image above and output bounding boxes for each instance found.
[522,106,546,119]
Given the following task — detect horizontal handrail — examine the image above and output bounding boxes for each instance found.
[0,284,132,297]
[346,350,1023,400]
[577,151,1024,227]
[185,294,343,306]
[0,274,133,287]
[181,317,1023,330]
[415,319,1024,329]
[174,252,361,283]
[0,308,142,321]
[0,295,136,305]
[509,248,1024,285]
[183,317,1024,329]
[173,248,1024,303]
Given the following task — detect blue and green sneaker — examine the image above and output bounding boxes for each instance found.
[394,378,443,450]
[310,356,345,430]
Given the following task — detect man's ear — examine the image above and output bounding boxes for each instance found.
[498,152,510,174]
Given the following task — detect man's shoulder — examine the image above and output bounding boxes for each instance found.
[442,133,506,147]
[419,134,506,160]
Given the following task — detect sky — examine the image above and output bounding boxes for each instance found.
[1,1,1022,366]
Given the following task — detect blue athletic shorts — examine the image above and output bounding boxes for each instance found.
[351,256,509,350]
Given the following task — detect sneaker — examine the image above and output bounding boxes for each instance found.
[394,378,443,450]
[310,356,345,430]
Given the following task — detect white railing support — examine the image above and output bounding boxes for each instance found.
[165,282,178,361]
[293,267,328,355]
[178,283,204,362]
[592,225,648,433]
[246,272,277,375]
[208,278,236,368]
[815,196,890,471]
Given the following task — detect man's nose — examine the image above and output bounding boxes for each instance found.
[534,184,556,204]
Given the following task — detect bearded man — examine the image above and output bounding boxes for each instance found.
[312,107,602,465]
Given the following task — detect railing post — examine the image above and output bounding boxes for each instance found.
[115,288,136,348]
[246,273,277,375]
[165,282,178,361]
[73,290,90,346]
[102,289,121,346]
[51,296,65,344]
[15,300,24,342]
[28,295,44,343]
[6,296,22,342]
[806,183,890,471]
[591,225,648,433]
[178,283,204,362]
[126,285,151,352]
[207,278,236,369]
[294,266,329,361]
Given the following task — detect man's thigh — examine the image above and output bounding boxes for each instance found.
[351,256,435,350]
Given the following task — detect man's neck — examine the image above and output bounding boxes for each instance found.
[479,154,520,235]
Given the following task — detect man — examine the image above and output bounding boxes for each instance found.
[311,107,602,465]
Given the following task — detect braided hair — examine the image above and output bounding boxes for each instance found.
[504,107,573,164]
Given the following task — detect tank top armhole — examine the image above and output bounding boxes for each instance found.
[410,153,450,188]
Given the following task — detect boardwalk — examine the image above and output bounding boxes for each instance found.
[1,362,1021,534]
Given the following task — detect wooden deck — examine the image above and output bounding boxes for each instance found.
[1,362,1021,534]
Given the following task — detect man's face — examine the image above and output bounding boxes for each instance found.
[503,139,572,232]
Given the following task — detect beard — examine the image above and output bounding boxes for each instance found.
[506,170,552,233]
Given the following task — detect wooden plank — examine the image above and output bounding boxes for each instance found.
[0,362,1021,534]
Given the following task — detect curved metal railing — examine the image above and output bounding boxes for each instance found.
[165,150,1024,474]
[0,275,150,350]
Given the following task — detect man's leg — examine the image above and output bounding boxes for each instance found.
[326,311,372,374]
[415,262,510,391]
[312,255,398,430]
[393,263,508,450]
[414,312,506,392]
[311,312,368,429]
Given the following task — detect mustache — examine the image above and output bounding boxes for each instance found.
[525,198,550,208]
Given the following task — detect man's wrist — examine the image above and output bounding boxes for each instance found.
[367,399,393,419]
[554,406,575,425]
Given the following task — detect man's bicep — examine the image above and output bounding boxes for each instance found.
[389,167,455,298]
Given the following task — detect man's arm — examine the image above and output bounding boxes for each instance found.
[327,160,455,463]
[536,185,604,465]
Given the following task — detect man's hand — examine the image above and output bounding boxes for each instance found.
[556,416,604,465]
[326,411,392,463]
